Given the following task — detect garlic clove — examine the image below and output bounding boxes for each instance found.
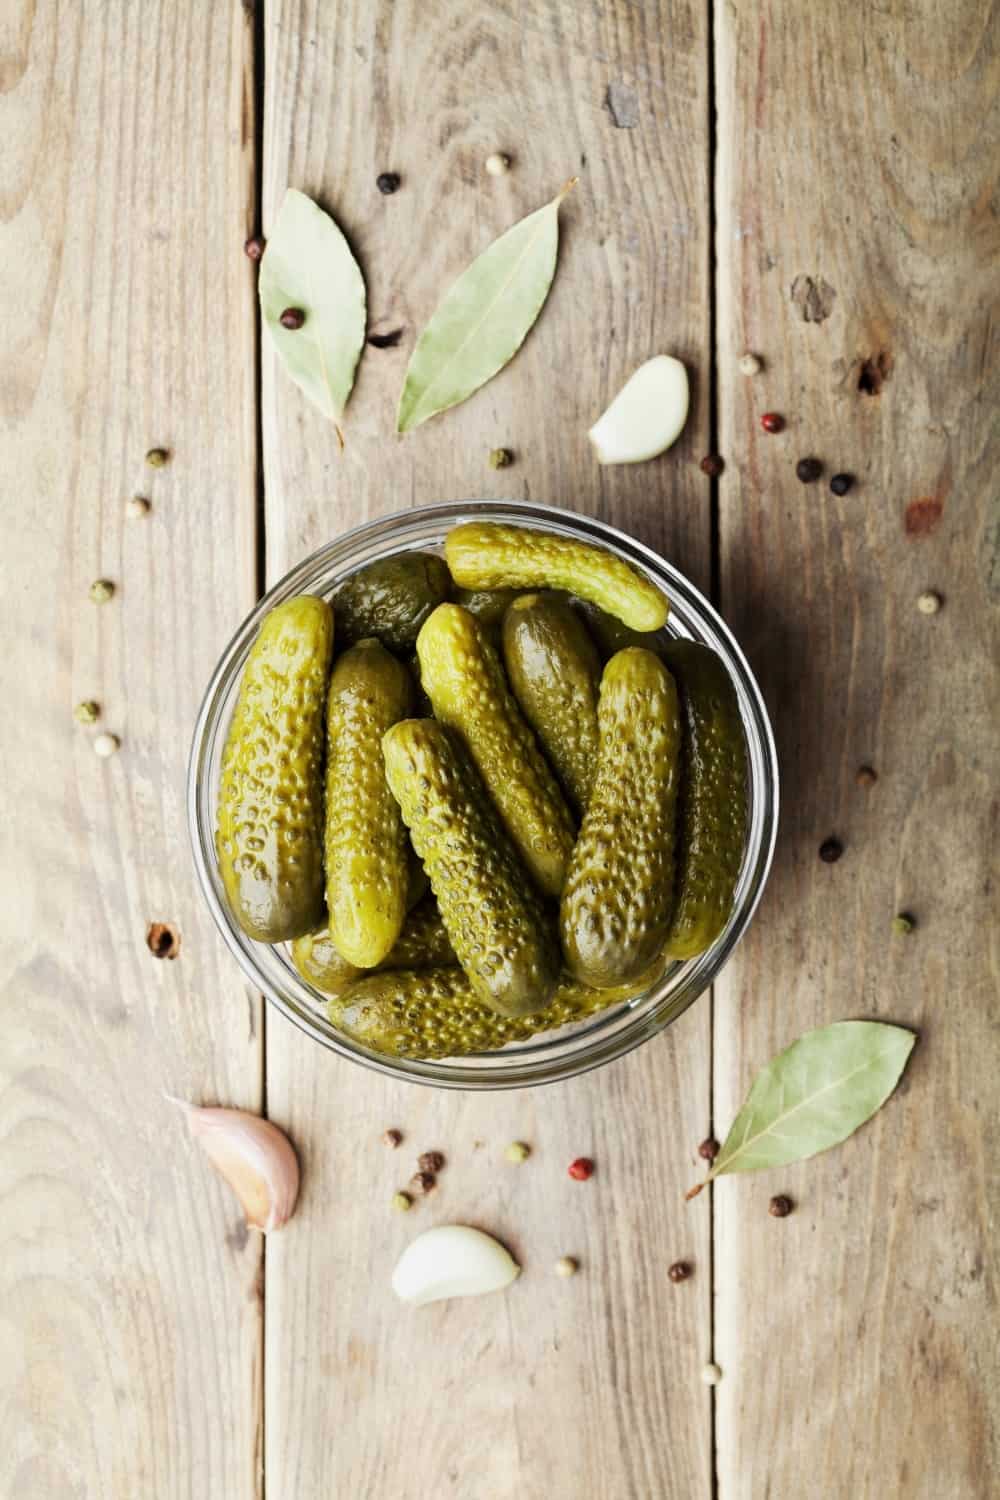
[588,355,689,464]
[168,1097,300,1233]
[392,1225,520,1306]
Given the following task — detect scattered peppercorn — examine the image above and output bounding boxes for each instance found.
[761,412,784,434]
[856,765,878,788]
[795,457,823,484]
[485,152,511,177]
[93,733,120,758]
[830,472,854,496]
[700,454,725,477]
[818,837,843,864]
[279,307,305,330]
[89,579,115,603]
[739,352,762,377]
[505,1141,531,1163]
[243,235,266,261]
[74,700,100,725]
[568,1157,594,1182]
[410,1171,436,1195]
[892,913,915,935]
[668,1261,691,1283]
[382,1129,402,1149]
[418,1151,445,1174]
[146,922,181,960]
[376,172,401,195]
[917,590,942,615]
[125,495,151,519]
[489,447,513,469]
[145,448,170,468]
[701,1363,722,1386]
[768,1194,793,1218]
[554,1255,579,1277]
[392,1191,412,1213]
[697,1137,720,1162]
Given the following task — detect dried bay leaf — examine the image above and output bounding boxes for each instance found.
[688,1021,916,1198]
[260,189,366,435]
[397,180,576,433]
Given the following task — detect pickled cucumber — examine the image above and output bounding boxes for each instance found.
[330,963,658,1059]
[661,641,748,958]
[501,592,601,813]
[332,551,451,653]
[291,897,456,997]
[416,603,575,897]
[445,522,669,632]
[216,595,333,942]
[560,648,682,987]
[382,719,561,1016]
[452,586,522,639]
[324,639,413,967]
[572,597,670,662]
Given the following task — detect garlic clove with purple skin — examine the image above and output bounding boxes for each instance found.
[168,1098,300,1233]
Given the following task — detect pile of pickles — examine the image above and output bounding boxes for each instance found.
[216,522,748,1059]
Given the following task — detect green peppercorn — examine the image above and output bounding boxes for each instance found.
[74,700,100,725]
[489,448,513,469]
[145,448,170,468]
[89,579,115,603]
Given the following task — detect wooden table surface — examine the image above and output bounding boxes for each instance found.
[3,2,997,1496]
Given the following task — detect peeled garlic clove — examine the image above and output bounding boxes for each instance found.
[588,355,689,464]
[392,1225,520,1306]
[169,1098,300,1233]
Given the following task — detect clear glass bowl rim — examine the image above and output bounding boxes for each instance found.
[188,499,778,1090]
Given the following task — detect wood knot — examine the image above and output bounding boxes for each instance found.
[904,497,943,537]
[857,351,893,396]
[790,274,837,323]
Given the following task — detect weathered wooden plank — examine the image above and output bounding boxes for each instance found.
[0,4,262,1496]
[262,1,714,1494]
[714,2,1000,1495]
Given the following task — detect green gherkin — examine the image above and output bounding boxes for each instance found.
[416,603,575,897]
[329,963,661,1059]
[291,897,456,998]
[502,591,602,814]
[560,648,682,987]
[332,552,451,653]
[324,639,413,968]
[382,718,561,1017]
[216,596,333,942]
[661,641,748,959]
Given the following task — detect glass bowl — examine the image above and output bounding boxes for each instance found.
[188,500,778,1089]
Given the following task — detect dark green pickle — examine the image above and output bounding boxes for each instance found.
[451,586,522,641]
[216,596,333,942]
[332,552,451,653]
[660,641,748,959]
[571,597,670,662]
[501,591,601,814]
[291,897,455,998]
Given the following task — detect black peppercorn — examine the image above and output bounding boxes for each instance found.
[796,457,823,484]
[769,1195,793,1218]
[279,307,305,330]
[819,837,843,864]
[410,1171,436,1195]
[830,473,854,496]
[376,172,401,195]
[244,235,266,261]
[418,1151,445,1174]
[700,454,725,477]
[698,1137,720,1162]
[668,1261,691,1283]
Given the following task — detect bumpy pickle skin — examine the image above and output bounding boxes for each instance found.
[291,897,456,998]
[416,603,575,897]
[451,586,523,640]
[332,551,451,653]
[660,641,748,959]
[501,591,602,814]
[329,963,661,1059]
[216,595,333,942]
[444,522,669,632]
[324,639,413,967]
[382,719,561,1017]
[560,648,682,987]
[571,597,670,662]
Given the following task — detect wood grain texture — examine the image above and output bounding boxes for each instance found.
[714,1,1000,1496]
[261,1,713,1495]
[0,4,262,1497]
